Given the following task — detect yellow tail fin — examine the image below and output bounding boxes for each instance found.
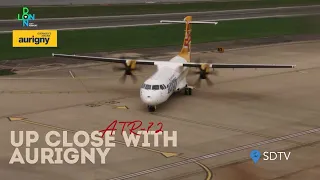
[178,16,192,62]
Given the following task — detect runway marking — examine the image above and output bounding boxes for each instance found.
[28,65,36,71]
[86,100,120,107]
[1,5,319,21]
[11,63,20,71]
[114,106,129,109]
[70,70,89,93]
[0,13,319,33]
[8,117,26,121]
[179,155,213,180]
[69,70,75,78]
[194,161,213,180]
[7,117,180,158]
[106,127,320,180]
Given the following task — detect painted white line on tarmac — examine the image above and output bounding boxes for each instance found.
[68,70,75,78]
[0,22,164,34]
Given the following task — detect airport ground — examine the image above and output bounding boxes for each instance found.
[0,38,319,180]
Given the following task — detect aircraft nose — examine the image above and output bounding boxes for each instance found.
[142,95,154,104]
[141,92,158,106]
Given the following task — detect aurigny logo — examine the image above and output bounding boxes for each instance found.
[167,78,177,94]
[17,7,37,27]
[18,36,50,45]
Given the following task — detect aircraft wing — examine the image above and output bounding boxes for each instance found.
[52,53,295,69]
[182,62,295,69]
[52,53,155,65]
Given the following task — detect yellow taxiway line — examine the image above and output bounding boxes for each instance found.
[180,155,213,180]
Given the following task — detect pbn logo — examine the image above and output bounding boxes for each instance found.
[250,150,291,164]
[17,7,37,27]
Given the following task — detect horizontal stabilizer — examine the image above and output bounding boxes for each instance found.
[160,20,218,25]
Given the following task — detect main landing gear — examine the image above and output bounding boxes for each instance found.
[184,86,193,95]
[148,105,156,112]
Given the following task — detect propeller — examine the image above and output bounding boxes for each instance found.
[112,56,141,84]
[190,58,218,88]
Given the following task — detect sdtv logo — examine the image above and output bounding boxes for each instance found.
[17,7,37,27]
[250,150,291,164]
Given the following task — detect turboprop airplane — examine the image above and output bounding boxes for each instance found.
[52,16,295,112]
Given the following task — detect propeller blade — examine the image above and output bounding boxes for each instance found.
[212,70,219,76]
[207,69,218,76]
[194,77,201,88]
[189,70,200,75]
[205,77,214,86]
[131,74,138,84]
[113,66,126,72]
[134,66,142,72]
[119,73,127,84]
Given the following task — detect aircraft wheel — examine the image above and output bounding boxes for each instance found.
[184,88,188,95]
[148,105,156,112]
[184,87,192,95]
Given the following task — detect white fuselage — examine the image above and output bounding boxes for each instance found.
[140,55,189,106]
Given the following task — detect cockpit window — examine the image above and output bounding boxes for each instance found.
[160,85,164,90]
[145,84,151,90]
[152,85,159,90]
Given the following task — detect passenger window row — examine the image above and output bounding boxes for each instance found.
[141,84,166,90]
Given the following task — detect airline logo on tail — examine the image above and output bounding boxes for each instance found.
[160,16,218,62]
[179,16,192,62]
[183,18,192,50]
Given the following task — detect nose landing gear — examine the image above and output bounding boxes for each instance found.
[184,85,193,95]
[147,105,156,112]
